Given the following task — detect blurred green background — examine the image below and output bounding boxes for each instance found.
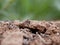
[0,0,60,21]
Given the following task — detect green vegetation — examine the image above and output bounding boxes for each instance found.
[0,0,60,20]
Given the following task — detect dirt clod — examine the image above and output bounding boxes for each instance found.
[0,20,60,45]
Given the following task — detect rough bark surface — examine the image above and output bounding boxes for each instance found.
[0,20,60,45]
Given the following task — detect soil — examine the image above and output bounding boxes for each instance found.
[0,20,60,45]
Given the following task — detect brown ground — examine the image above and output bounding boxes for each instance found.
[0,20,60,45]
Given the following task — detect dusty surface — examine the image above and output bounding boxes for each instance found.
[0,20,60,45]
